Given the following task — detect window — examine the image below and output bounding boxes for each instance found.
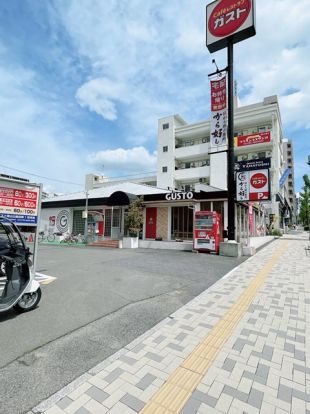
[171,206,193,240]
[258,152,266,158]
[162,166,168,173]
[163,146,168,152]
[200,201,211,211]
[162,123,169,130]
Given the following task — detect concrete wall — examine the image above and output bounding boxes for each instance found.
[40,207,73,234]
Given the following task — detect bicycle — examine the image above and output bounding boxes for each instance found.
[60,233,79,244]
[38,231,55,243]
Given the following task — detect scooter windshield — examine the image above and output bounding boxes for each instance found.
[0,218,30,311]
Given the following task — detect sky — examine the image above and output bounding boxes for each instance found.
[0,0,309,194]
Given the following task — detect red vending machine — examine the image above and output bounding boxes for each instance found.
[193,211,222,254]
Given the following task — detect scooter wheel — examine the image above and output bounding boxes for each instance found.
[13,287,42,313]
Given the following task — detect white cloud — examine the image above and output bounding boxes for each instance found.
[76,77,129,121]
[87,146,157,173]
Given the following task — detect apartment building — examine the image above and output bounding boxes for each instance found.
[282,139,296,224]
[157,95,289,229]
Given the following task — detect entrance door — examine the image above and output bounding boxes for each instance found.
[146,208,157,239]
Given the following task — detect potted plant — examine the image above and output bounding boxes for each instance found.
[122,197,144,248]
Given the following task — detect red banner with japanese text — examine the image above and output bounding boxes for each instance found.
[210,76,227,147]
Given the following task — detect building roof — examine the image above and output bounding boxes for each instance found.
[42,182,170,204]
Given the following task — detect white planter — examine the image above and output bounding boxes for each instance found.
[122,236,139,248]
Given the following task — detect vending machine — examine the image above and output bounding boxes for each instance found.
[193,211,222,254]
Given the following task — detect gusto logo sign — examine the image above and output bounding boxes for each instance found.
[165,192,194,201]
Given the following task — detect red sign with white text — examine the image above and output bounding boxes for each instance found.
[206,0,256,53]
[249,170,269,201]
[250,172,268,189]
[211,77,227,111]
[0,186,39,221]
[208,0,252,38]
[235,131,271,147]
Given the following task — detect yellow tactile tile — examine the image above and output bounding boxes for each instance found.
[182,354,213,374]
[153,383,190,412]
[140,241,288,414]
[168,367,202,391]
[140,401,175,414]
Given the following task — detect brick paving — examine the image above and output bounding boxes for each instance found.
[30,233,310,414]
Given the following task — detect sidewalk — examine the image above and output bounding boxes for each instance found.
[31,233,310,414]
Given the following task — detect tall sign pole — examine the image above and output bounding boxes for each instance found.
[227,40,235,240]
[206,0,256,241]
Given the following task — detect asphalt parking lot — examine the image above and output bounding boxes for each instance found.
[0,245,245,414]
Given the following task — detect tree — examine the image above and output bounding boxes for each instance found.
[299,174,310,228]
[125,197,144,237]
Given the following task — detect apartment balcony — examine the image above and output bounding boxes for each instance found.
[174,165,210,181]
[175,142,210,160]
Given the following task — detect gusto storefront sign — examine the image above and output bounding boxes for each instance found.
[165,192,194,201]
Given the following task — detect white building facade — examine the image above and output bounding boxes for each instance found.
[157,95,289,230]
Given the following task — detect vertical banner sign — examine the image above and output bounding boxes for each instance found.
[248,202,254,236]
[210,76,227,147]
[236,171,249,201]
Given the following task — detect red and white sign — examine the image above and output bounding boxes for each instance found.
[0,185,39,224]
[206,0,256,53]
[210,76,227,147]
[236,169,270,201]
[235,131,271,147]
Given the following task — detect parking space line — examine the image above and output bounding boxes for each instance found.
[35,272,57,285]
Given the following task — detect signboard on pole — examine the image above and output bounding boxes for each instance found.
[0,181,40,225]
[206,0,256,53]
[235,157,271,172]
[234,131,271,147]
[236,169,270,201]
[210,76,227,147]
[279,167,291,188]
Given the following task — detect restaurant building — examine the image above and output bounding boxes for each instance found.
[41,95,292,249]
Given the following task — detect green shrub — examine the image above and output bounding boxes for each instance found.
[270,228,283,237]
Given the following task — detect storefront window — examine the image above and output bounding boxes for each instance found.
[171,206,193,240]
[200,201,211,211]
[104,210,111,237]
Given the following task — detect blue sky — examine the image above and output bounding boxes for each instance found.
[0,0,309,194]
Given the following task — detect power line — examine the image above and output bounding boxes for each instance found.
[0,163,157,187]
[108,171,156,179]
[0,163,83,186]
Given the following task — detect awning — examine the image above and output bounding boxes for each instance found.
[106,191,137,206]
